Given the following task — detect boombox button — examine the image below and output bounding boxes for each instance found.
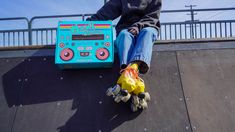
[78,47,84,50]
[86,47,92,50]
[59,43,65,48]
[105,42,110,47]
[80,52,90,57]
[60,36,64,40]
[85,52,89,56]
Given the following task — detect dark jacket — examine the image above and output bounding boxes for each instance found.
[88,0,162,36]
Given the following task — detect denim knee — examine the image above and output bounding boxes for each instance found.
[117,29,133,38]
[115,29,135,48]
[140,27,158,42]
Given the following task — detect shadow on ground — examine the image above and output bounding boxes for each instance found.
[1,52,141,132]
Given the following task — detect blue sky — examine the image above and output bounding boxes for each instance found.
[0,0,234,18]
[1,0,235,23]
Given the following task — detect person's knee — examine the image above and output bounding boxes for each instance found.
[140,27,158,42]
[141,27,158,35]
[118,29,132,38]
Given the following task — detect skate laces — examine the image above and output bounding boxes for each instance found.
[138,76,144,83]
[119,66,143,82]
[120,67,137,78]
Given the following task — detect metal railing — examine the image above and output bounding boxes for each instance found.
[0,17,29,46]
[160,20,235,40]
[0,8,235,47]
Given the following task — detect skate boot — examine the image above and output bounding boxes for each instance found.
[117,63,139,93]
[109,63,139,103]
[106,84,131,103]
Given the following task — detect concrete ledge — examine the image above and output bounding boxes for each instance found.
[155,37,235,45]
[154,41,235,52]
[0,39,235,58]
[1,38,235,51]
[0,45,55,51]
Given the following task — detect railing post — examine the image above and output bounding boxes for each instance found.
[185,5,197,39]
[28,20,32,45]
[82,14,85,21]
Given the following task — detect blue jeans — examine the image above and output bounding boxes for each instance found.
[115,27,158,74]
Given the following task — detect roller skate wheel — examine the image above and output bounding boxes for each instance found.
[114,95,122,103]
[120,89,128,96]
[131,95,139,105]
[121,93,131,102]
[131,103,138,112]
[144,92,151,102]
[140,99,148,110]
[106,85,121,97]
[106,88,113,96]
[112,85,121,95]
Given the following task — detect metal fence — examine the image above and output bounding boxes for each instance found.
[0,17,29,47]
[0,8,235,47]
[160,20,235,40]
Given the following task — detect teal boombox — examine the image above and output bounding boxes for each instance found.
[55,21,114,69]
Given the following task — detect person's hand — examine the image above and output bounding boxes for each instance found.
[128,28,138,36]
[86,17,92,21]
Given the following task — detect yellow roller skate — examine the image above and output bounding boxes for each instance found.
[106,63,151,110]
[106,63,139,103]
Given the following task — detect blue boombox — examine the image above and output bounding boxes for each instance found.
[55,21,114,69]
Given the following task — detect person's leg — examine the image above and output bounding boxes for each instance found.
[115,29,138,94]
[115,29,136,69]
[129,27,158,74]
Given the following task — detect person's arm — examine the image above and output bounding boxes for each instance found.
[128,0,162,35]
[87,0,122,21]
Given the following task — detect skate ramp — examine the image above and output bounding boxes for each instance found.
[1,40,235,132]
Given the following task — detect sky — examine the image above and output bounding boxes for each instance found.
[0,0,235,29]
[0,0,234,18]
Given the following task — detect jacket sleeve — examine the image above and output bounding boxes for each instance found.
[129,0,162,34]
[88,0,122,21]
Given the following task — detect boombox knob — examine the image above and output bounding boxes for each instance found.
[60,48,74,61]
[64,52,70,57]
[96,48,109,60]
[99,51,105,57]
